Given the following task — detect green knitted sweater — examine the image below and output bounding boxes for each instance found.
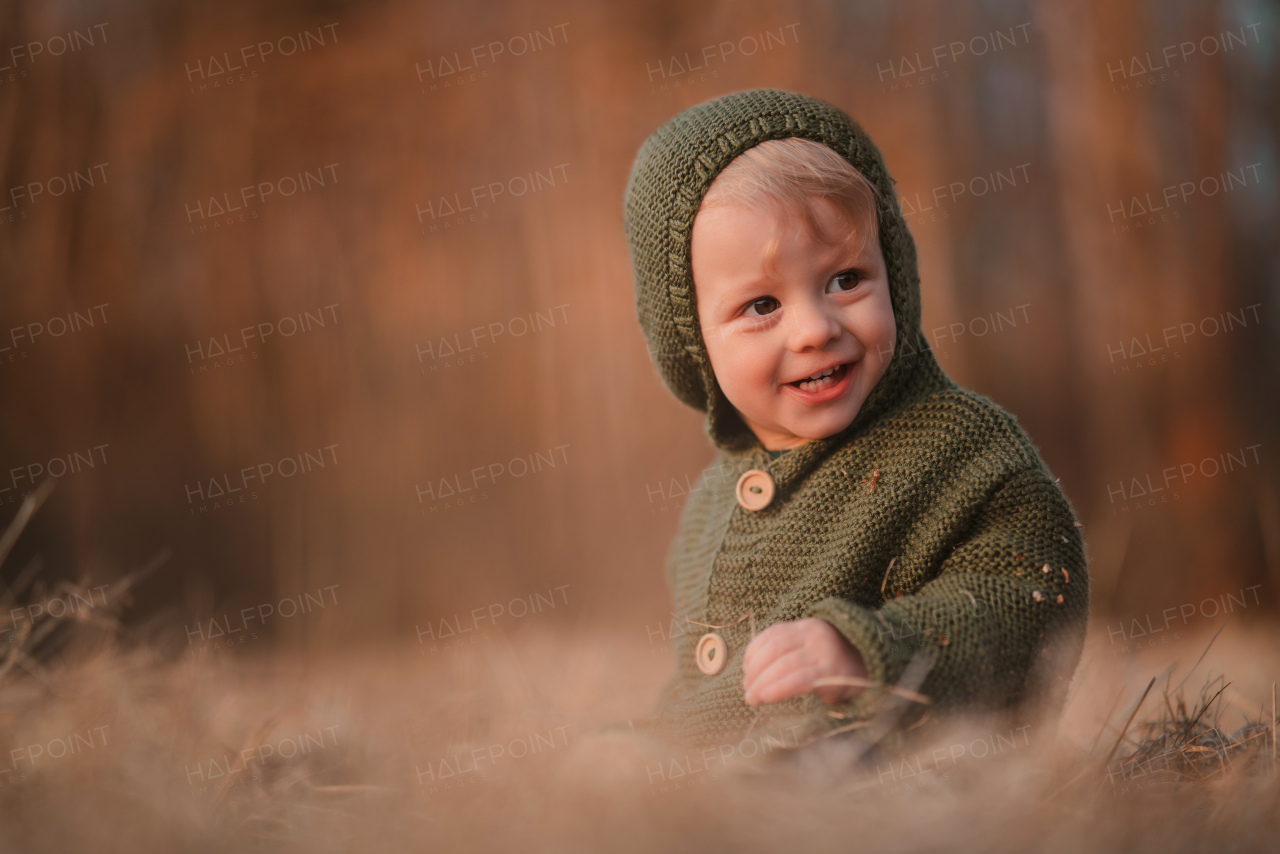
[622,89,1088,750]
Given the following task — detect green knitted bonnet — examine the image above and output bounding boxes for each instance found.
[623,88,945,450]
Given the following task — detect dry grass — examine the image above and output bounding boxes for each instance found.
[1,490,1277,852]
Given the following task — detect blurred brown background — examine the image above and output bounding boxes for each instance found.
[0,0,1276,652]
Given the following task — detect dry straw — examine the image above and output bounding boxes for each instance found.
[0,481,1276,852]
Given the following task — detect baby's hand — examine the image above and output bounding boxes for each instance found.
[742,618,867,706]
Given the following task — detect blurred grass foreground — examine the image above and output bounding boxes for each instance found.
[0,488,1278,853]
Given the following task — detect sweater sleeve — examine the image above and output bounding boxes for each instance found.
[804,464,1089,715]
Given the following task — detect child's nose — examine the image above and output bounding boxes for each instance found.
[787,300,843,351]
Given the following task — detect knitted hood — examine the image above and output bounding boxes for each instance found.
[623,88,949,450]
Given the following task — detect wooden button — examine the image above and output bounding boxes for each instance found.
[735,469,775,511]
[695,632,728,675]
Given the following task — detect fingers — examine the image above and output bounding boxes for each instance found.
[742,618,839,676]
[744,649,815,705]
[745,658,861,706]
[742,622,802,673]
[742,660,829,706]
[741,618,867,706]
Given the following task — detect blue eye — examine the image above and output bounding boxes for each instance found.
[829,269,862,292]
[743,297,780,317]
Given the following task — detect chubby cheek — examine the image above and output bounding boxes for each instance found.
[746,353,781,398]
[861,308,897,378]
[716,338,779,402]
[872,327,896,377]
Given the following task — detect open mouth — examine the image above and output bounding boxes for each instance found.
[787,363,849,392]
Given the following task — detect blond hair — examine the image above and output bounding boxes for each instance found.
[696,137,882,273]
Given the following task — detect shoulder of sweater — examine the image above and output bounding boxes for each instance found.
[918,384,1024,431]
[857,384,1047,476]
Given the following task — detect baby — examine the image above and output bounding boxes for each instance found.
[622,89,1089,750]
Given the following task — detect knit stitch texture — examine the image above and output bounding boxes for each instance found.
[622,88,1088,749]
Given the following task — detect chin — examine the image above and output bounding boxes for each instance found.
[788,414,858,441]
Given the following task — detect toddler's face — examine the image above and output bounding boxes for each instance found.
[691,197,896,450]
